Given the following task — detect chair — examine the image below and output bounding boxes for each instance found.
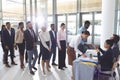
[97,61,117,80]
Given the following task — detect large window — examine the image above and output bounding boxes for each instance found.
[81,0,102,12]
[57,0,77,14]
[2,0,24,30]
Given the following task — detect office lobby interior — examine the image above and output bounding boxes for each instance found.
[0,0,120,80]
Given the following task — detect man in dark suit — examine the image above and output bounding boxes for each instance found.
[2,22,17,67]
[24,21,38,75]
[49,24,57,66]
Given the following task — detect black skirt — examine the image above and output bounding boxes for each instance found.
[41,41,51,61]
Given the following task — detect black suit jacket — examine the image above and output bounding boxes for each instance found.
[49,30,57,48]
[24,29,37,50]
[2,28,15,47]
[98,48,114,71]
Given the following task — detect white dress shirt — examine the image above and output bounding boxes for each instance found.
[69,35,83,55]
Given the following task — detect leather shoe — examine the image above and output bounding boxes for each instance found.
[11,62,17,65]
[52,63,58,66]
[6,64,11,68]
[30,71,35,75]
[32,67,37,70]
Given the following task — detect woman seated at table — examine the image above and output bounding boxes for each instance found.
[96,39,114,71]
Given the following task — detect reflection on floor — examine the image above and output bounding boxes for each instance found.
[0,46,120,80]
[0,46,72,80]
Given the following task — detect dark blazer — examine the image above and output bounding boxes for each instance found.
[2,28,15,47]
[49,30,57,48]
[24,29,37,50]
[98,48,114,71]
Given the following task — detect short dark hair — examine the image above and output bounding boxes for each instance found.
[82,31,90,36]
[50,24,54,27]
[6,22,10,25]
[19,22,24,26]
[85,20,90,25]
[113,34,120,44]
[26,21,31,24]
[60,23,65,27]
[105,39,113,47]
[1,25,5,30]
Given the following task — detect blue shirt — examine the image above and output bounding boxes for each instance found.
[77,26,87,34]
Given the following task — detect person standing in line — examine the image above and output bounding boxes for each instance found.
[15,22,25,69]
[24,21,38,75]
[57,23,67,70]
[0,25,6,64]
[2,22,17,67]
[38,31,42,64]
[49,24,57,66]
[77,20,90,43]
[39,26,51,75]
[77,20,90,34]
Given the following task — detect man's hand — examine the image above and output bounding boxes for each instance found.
[48,48,51,52]
[33,43,37,48]
[81,54,87,57]
[58,47,61,51]
[5,45,9,49]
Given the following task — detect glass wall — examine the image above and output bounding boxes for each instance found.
[81,0,102,12]
[57,0,77,14]
[2,0,24,30]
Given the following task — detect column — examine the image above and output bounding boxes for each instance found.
[30,0,33,22]
[101,0,115,48]
[53,0,57,31]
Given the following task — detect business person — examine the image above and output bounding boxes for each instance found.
[2,22,17,67]
[57,23,67,70]
[67,31,90,65]
[0,25,6,64]
[24,21,38,75]
[96,39,114,71]
[39,26,51,75]
[49,24,57,66]
[15,22,25,69]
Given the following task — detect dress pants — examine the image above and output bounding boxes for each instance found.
[27,47,38,71]
[51,46,56,63]
[4,45,15,64]
[58,40,66,69]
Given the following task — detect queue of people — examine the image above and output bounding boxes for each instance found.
[0,20,119,79]
[0,21,69,75]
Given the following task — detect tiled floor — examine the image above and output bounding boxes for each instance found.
[0,45,120,80]
[0,46,72,80]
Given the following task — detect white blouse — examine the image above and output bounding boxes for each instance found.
[39,31,51,50]
[57,29,66,49]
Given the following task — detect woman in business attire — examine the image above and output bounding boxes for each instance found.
[57,23,67,70]
[39,26,51,75]
[15,22,25,69]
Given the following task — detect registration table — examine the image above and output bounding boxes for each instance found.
[73,50,98,80]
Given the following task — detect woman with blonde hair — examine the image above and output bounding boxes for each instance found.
[39,26,51,75]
